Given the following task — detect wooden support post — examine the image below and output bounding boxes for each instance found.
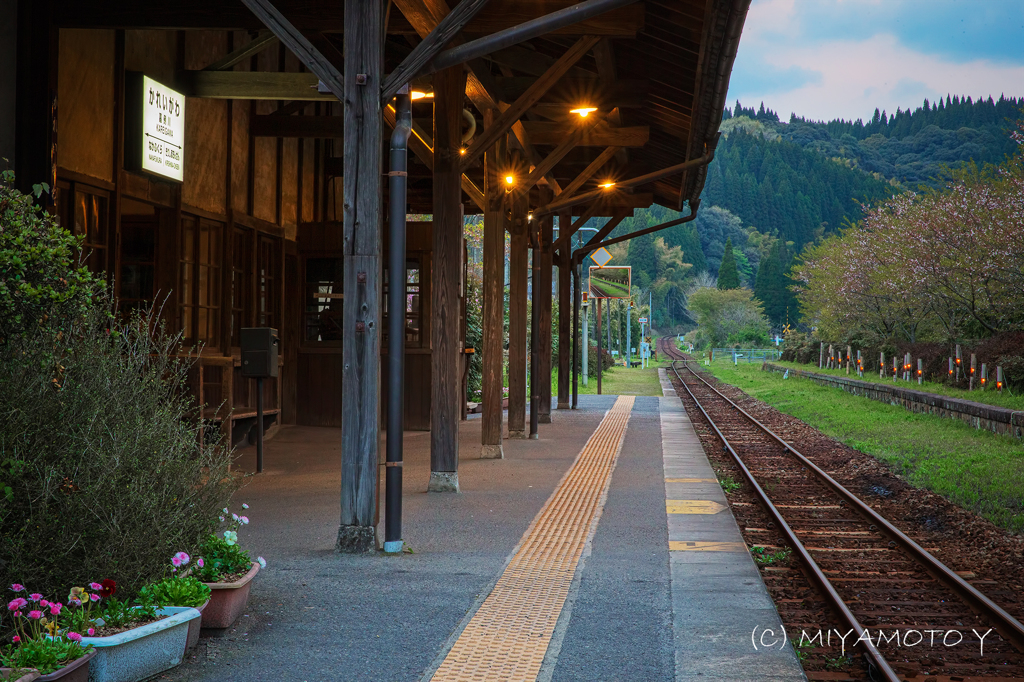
[955,344,962,383]
[428,65,465,493]
[338,0,383,554]
[996,365,1004,392]
[480,114,505,459]
[507,180,528,439]
[827,344,833,369]
[537,188,554,423]
[556,214,572,410]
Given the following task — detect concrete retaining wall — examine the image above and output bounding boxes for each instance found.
[762,363,1024,440]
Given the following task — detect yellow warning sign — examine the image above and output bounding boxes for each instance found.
[665,478,717,483]
[669,541,747,552]
[666,499,726,515]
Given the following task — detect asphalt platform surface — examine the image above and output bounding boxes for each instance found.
[161,395,778,681]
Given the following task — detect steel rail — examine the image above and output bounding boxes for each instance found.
[660,341,899,682]
[661,339,1024,657]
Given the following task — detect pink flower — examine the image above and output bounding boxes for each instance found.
[239,516,249,525]
[67,632,82,643]
[9,584,25,593]
[28,593,42,602]
[89,583,102,591]
[28,610,43,620]
[13,611,22,618]
[197,558,204,568]
[171,556,182,567]
[89,594,99,602]
[8,598,28,611]
[11,636,20,643]
[174,551,190,566]
[49,603,63,616]
[87,628,95,636]
[39,600,48,607]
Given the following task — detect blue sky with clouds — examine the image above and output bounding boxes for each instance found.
[727,0,1024,122]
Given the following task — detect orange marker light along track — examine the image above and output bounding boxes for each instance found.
[429,396,635,682]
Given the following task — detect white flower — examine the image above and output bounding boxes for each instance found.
[232,513,239,521]
[223,530,238,546]
[242,503,249,510]
[239,516,249,524]
[223,508,229,514]
[257,556,267,569]
[219,516,225,522]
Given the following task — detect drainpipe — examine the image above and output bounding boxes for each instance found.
[384,86,412,554]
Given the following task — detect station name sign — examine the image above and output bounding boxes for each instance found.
[125,73,185,183]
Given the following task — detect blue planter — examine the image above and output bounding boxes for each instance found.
[78,607,200,682]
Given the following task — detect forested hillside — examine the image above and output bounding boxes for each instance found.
[604,95,1023,330]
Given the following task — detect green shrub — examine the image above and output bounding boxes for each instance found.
[0,172,102,345]
[0,301,237,599]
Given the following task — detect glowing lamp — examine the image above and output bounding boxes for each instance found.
[459,148,467,155]
[570,107,598,118]
[600,182,615,189]
[410,90,434,100]
[504,175,515,186]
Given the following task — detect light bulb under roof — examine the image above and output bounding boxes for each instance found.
[505,175,515,185]
[600,181,615,189]
[570,107,598,118]
[410,90,434,100]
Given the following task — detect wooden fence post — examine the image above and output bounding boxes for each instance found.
[997,366,1004,392]
[955,344,962,382]
[981,363,987,390]
[917,358,923,385]
[819,342,824,369]
[880,352,885,379]
[969,353,977,391]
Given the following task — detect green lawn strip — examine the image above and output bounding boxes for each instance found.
[703,359,1024,534]
[770,359,1024,411]
[549,359,670,397]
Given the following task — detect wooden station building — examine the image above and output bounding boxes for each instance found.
[1,0,749,550]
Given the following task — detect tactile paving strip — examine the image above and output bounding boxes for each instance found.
[430,395,635,682]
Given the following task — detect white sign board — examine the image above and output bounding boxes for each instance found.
[127,73,186,182]
[639,317,648,324]
[141,76,185,181]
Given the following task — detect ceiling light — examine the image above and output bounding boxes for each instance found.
[570,107,598,118]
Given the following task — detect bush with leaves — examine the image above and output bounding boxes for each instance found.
[0,299,237,599]
[0,172,102,345]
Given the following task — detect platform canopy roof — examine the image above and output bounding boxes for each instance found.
[55,0,748,216]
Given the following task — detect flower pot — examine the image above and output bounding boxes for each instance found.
[185,600,209,653]
[37,650,95,682]
[201,562,259,629]
[79,606,200,682]
[0,669,40,682]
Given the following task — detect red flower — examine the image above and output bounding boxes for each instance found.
[98,579,116,598]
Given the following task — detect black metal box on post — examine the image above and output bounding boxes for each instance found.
[241,327,279,472]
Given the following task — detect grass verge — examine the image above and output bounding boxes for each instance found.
[770,359,1024,411]
[702,357,1024,533]
[550,359,671,397]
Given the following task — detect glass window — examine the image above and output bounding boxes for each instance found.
[383,258,422,348]
[179,215,222,347]
[304,258,343,344]
[119,217,157,314]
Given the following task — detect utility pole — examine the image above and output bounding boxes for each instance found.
[581,299,589,387]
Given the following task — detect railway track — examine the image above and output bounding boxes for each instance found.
[659,338,1024,681]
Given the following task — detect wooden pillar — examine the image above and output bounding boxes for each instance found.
[537,189,554,423]
[556,212,572,409]
[480,116,505,459]
[14,0,58,206]
[429,65,465,492]
[338,0,383,553]
[507,179,528,439]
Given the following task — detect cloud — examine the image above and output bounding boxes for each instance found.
[728,0,1024,121]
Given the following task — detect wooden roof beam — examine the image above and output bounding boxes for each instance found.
[179,71,335,100]
[203,30,277,71]
[520,110,607,192]
[522,121,648,146]
[382,0,493,103]
[460,35,599,172]
[556,145,619,202]
[382,103,487,211]
[240,0,344,98]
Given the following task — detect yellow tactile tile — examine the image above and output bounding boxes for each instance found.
[669,541,748,552]
[430,396,635,682]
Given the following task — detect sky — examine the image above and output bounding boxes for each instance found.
[726,0,1024,123]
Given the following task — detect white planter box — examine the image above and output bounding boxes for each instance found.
[79,607,200,682]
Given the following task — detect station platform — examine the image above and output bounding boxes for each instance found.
[165,392,804,681]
